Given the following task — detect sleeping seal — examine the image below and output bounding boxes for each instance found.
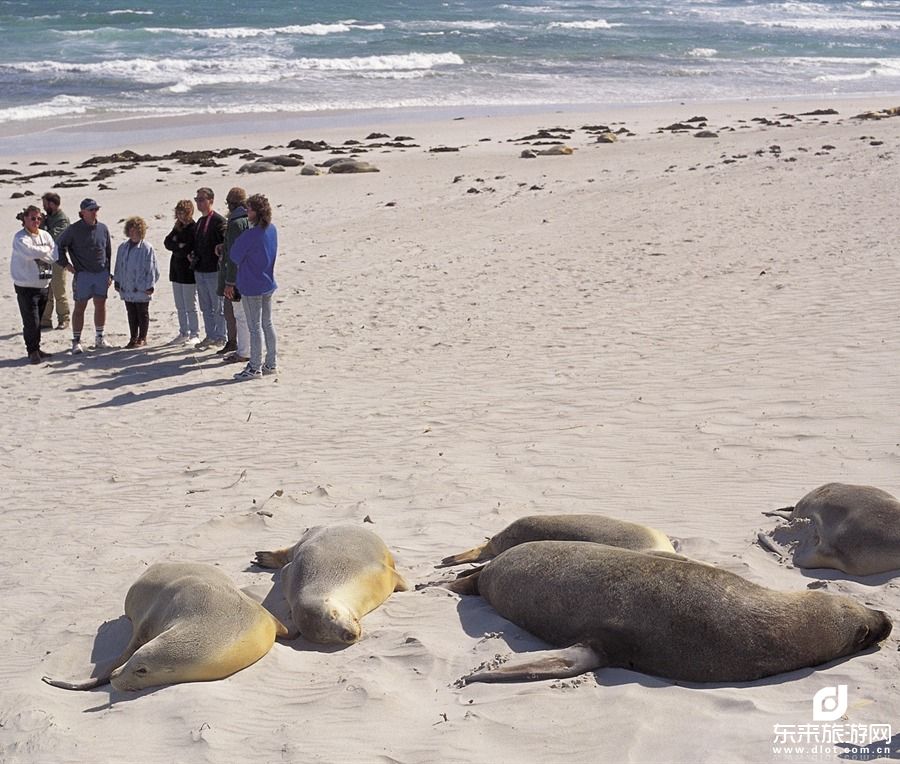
[449,541,891,684]
[437,513,674,568]
[43,562,287,691]
[761,482,900,576]
[254,524,408,644]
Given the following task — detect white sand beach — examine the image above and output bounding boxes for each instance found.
[2,97,899,763]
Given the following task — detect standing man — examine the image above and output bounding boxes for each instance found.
[54,198,113,354]
[39,192,71,330]
[218,186,250,362]
[192,187,227,350]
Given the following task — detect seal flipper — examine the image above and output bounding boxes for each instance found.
[436,541,490,569]
[253,546,294,569]
[762,506,795,520]
[461,644,605,684]
[757,531,788,560]
[42,635,141,691]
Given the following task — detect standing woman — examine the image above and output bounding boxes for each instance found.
[229,194,277,380]
[163,199,200,345]
[11,205,56,363]
[113,216,160,348]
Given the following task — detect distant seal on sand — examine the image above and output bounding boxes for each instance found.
[760,482,900,576]
[448,541,891,684]
[254,525,409,644]
[437,513,675,568]
[42,562,287,691]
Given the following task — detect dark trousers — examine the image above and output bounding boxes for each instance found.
[224,297,236,346]
[15,285,48,353]
[125,301,150,341]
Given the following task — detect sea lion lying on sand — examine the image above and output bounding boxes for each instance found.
[448,541,891,684]
[43,562,287,691]
[437,513,674,568]
[254,524,408,644]
[760,482,900,576]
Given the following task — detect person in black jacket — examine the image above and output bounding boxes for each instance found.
[191,187,226,350]
[163,199,199,345]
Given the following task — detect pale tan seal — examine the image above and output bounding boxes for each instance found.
[449,541,891,684]
[437,513,674,568]
[254,524,409,644]
[760,482,900,576]
[42,562,287,691]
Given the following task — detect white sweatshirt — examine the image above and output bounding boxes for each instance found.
[10,227,55,288]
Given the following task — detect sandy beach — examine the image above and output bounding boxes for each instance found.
[2,96,899,763]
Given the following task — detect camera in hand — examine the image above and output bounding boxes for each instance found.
[36,261,53,279]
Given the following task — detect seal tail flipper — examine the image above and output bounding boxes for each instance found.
[757,531,787,560]
[762,506,795,520]
[435,542,489,569]
[393,573,410,593]
[42,675,111,691]
[461,644,605,684]
[444,567,484,595]
[253,547,293,569]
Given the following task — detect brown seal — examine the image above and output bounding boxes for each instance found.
[437,513,674,568]
[449,541,891,684]
[760,482,900,575]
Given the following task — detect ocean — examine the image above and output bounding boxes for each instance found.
[2,0,900,127]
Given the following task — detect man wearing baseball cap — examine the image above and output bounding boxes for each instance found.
[54,198,113,353]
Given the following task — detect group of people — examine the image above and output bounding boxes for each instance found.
[10,187,279,381]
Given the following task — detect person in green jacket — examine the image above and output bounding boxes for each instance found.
[39,192,71,330]
[217,187,251,363]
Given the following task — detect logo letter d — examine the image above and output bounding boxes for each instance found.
[813,685,848,721]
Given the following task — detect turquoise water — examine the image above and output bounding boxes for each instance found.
[2,0,900,124]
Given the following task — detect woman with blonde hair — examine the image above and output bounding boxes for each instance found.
[163,199,199,345]
[113,216,160,348]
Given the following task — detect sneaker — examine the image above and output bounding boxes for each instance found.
[28,350,42,364]
[261,364,277,376]
[167,334,188,346]
[223,353,249,364]
[38,349,53,359]
[71,341,84,354]
[233,364,262,381]
[215,342,236,355]
[184,335,200,346]
[57,319,70,330]
[94,336,112,349]
[195,337,214,350]
[124,339,138,349]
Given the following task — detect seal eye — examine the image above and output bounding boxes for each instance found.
[134,667,149,676]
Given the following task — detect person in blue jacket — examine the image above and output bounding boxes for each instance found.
[227,194,277,380]
[113,216,160,349]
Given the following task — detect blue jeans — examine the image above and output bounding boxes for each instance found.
[194,271,224,342]
[242,292,277,370]
[172,282,199,337]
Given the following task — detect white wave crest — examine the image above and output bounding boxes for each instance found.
[687,48,718,58]
[548,20,617,30]
[108,8,154,14]
[0,94,93,122]
[8,52,464,84]
[749,18,900,31]
[145,22,383,39]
